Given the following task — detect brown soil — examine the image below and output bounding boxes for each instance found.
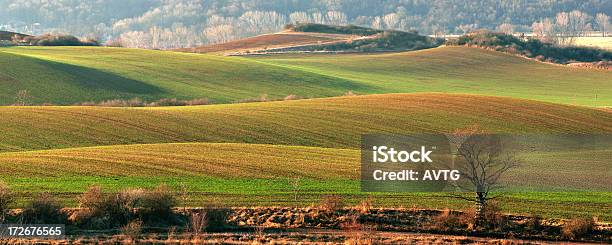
[175,32,340,54]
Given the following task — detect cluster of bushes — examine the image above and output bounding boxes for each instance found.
[72,185,181,229]
[296,30,442,52]
[286,23,381,36]
[235,91,357,104]
[235,94,304,103]
[11,34,99,46]
[0,182,603,241]
[76,98,209,107]
[0,183,233,237]
[281,23,443,52]
[447,30,612,64]
[425,201,598,240]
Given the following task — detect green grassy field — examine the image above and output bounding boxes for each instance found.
[1,93,610,152]
[0,142,610,219]
[1,44,611,221]
[1,46,610,106]
[0,94,610,219]
[253,46,612,107]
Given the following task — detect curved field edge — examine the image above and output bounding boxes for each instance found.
[252,46,612,107]
[0,142,608,191]
[0,142,609,220]
[0,143,358,179]
[0,46,365,105]
[1,46,610,106]
[0,93,611,152]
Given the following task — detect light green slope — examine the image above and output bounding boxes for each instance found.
[0,46,364,105]
[1,46,610,106]
[253,46,612,107]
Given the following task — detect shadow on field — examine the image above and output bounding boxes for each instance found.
[8,52,164,95]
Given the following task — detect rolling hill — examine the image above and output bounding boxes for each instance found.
[0,46,610,106]
[254,46,612,106]
[1,93,610,153]
[1,141,610,219]
[175,31,348,54]
[1,142,609,191]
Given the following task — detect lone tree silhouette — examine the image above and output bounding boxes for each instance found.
[447,125,520,225]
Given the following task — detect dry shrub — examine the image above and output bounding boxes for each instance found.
[189,211,207,234]
[283,94,300,101]
[356,197,373,214]
[482,201,509,230]
[237,94,269,103]
[254,225,265,238]
[341,214,375,245]
[430,209,462,231]
[147,98,208,106]
[76,101,97,106]
[184,98,209,106]
[74,186,141,229]
[340,214,362,231]
[75,185,177,228]
[320,195,344,212]
[75,98,209,107]
[138,185,177,223]
[561,217,594,240]
[0,182,14,223]
[201,206,231,231]
[21,193,67,224]
[459,208,477,230]
[525,215,543,233]
[98,98,145,107]
[120,220,143,242]
[343,91,357,96]
[147,98,186,107]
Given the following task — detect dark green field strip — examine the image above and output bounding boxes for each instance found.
[2,176,610,221]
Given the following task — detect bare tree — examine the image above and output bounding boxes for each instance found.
[568,10,589,37]
[291,177,301,202]
[458,24,477,35]
[556,12,572,45]
[596,13,610,37]
[447,126,520,224]
[532,18,555,43]
[497,23,514,35]
[289,11,310,24]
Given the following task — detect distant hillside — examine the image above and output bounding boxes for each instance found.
[181,24,443,55]
[176,31,346,54]
[1,93,610,152]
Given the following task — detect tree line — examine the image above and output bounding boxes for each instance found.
[0,0,609,49]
